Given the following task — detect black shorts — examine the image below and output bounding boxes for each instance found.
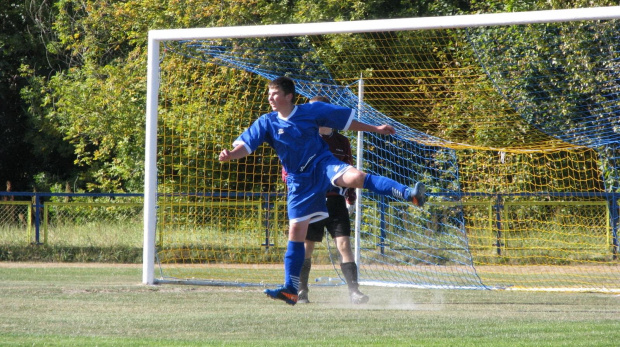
[306,195,351,242]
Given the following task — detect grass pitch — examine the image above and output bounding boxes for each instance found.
[0,262,619,346]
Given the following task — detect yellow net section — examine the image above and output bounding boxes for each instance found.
[314,30,578,152]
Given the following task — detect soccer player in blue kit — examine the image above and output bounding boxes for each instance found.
[283,95,367,305]
[218,76,426,305]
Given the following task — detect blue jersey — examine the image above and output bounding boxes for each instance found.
[233,102,355,175]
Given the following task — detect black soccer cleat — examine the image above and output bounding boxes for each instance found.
[350,290,369,305]
[297,289,310,304]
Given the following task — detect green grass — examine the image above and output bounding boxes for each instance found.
[0,263,619,346]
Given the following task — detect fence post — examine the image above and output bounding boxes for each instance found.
[33,194,42,244]
[609,193,619,260]
[261,193,274,249]
[494,194,504,256]
[378,196,387,255]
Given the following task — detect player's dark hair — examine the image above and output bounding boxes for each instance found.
[309,95,330,103]
[269,76,296,99]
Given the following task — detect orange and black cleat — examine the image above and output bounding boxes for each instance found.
[407,182,426,207]
[264,286,298,306]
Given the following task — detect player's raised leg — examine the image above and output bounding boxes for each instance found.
[336,168,426,207]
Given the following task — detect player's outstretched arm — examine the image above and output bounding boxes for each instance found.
[348,120,395,135]
[218,145,250,162]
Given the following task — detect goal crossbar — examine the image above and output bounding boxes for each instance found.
[148,6,620,42]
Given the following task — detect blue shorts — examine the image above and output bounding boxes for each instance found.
[286,155,351,223]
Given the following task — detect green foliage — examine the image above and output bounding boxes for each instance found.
[12,0,620,193]
[29,0,318,192]
[45,60,146,191]
[22,0,468,193]
[1,0,76,191]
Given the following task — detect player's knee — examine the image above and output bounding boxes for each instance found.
[340,170,365,188]
[336,237,351,250]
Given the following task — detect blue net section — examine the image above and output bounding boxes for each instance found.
[469,20,620,149]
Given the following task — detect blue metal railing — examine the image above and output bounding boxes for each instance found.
[1,191,618,257]
[0,192,142,244]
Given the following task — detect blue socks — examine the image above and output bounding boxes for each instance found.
[284,241,305,294]
[363,174,408,200]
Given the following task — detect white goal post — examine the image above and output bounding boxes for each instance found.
[143,6,620,285]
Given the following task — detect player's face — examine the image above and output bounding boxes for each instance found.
[268,87,292,112]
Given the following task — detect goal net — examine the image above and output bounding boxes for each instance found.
[144,7,620,292]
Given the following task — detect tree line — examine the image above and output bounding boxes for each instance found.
[0,0,613,194]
